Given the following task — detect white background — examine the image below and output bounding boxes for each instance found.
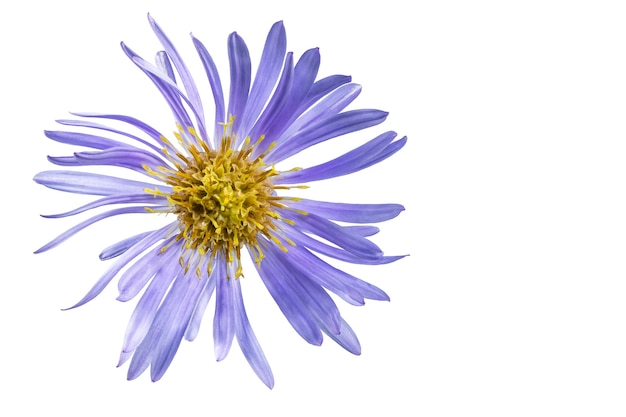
[2,0,626,415]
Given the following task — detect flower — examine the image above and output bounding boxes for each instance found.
[34,14,407,388]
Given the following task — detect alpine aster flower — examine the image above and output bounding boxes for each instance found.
[34,15,407,388]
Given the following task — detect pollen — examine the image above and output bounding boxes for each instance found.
[145,119,299,273]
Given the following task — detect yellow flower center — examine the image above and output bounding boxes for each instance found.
[144,120,301,276]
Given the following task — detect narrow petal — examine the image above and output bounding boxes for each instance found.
[262,48,320,143]
[35,206,160,254]
[226,32,251,135]
[284,226,406,265]
[99,230,154,260]
[237,21,286,141]
[41,193,167,219]
[48,148,167,176]
[268,109,388,163]
[248,52,294,156]
[121,42,201,137]
[118,254,179,363]
[276,132,404,183]
[344,225,381,237]
[281,244,365,306]
[70,112,171,153]
[284,244,391,304]
[185,262,216,341]
[116,239,178,302]
[63,223,174,310]
[254,243,323,345]
[298,74,353,113]
[44,130,127,150]
[232,277,274,389]
[33,170,166,196]
[149,271,208,381]
[288,199,404,224]
[192,35,224,141]
[277,83,362,142]
[128,265,207,381]
[155,50,176,82]
[149,14,206,140]
[213,257,235,361]
[321,318,361,355]
[55,119,164,155]
[280,211,383,260]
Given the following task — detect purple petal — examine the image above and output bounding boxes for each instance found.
[70,112,171,153]
[284,226,406,265]
[344,225,381,237]
[63,223,174,310]
[118,251,179,363]
[321,318,361,355]
[121,42,199,137]
[262,48,320,143]
[268,109,388,163]
[48,147,167,176]
[128,265,206,381]
[149,271,208,382]
[255,242,323,345]
[185,260,216,341]
[149,14,206,140]
[237,21,286,142]
[281,211,383,260]
[280,244,365,306]
[283,243,391,304]
[248,52,294,156]
[35,206,161,254]
[41,193,167,219]
[45,130,127,150]
[297,74,352,113]
[232,277,274,389]
[288,199,404,224]
[99,231,154,260]
[33,170,166,196]
[116,239,178,302]
[155,50,176,82]
[213,258,235,361]
[276,132,405,183]
[192,36,225,142]
[55,119,164,155]
[278,83,362,141]
[226,32,251,135]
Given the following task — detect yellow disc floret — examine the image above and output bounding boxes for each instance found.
[144,119,301,276]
